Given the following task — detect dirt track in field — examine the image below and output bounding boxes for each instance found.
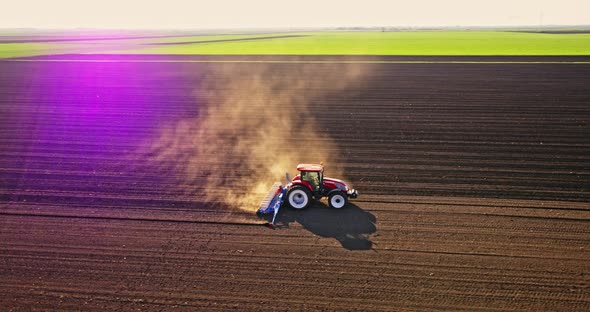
[0,32,279,44]
[1,55,589,311]
[145,35,306,45]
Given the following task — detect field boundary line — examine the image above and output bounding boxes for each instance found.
[3,59,590,64]
[0,211,267,226]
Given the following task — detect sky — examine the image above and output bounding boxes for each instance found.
[1,0,589,29]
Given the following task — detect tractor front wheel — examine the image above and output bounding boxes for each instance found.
[287,186,312,209]
[328,192,348,209]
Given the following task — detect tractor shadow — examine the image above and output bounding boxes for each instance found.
[273,202,377,250]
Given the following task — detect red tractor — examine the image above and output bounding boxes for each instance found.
[287,164,358,209]
[258,164,358,226]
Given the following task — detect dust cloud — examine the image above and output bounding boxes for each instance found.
[145,62,367,212]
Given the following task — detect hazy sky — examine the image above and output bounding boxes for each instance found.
[1,0,589,29]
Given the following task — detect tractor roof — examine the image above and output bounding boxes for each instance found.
[296,164,324,172]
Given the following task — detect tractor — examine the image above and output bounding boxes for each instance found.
[258,164,358,226]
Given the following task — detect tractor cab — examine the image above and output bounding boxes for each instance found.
[297,164,323,195]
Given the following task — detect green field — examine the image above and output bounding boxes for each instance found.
[0,42,73,58]
[2,31,590,58]
[123,31,590,56]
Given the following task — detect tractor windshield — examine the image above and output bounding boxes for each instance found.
[302,171,322,192]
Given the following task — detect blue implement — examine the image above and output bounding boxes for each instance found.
[258,182,286,226]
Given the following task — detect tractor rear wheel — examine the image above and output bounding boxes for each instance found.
[328,191,348,209]
[287,186,312,209]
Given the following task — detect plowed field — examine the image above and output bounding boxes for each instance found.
[1,55,589,311]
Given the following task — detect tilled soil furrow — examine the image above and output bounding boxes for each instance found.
[1,56,589,310]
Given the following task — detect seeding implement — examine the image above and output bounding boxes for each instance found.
[258,164,358,226]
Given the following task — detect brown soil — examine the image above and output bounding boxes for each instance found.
[0,55,589,311]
